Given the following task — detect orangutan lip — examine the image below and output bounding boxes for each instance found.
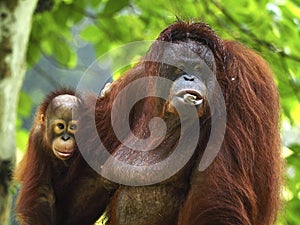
[56,150,73,158]
[175,90,204,106]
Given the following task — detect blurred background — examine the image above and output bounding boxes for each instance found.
[0,0,299,224]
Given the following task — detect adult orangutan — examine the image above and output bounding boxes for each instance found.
[14,89,112,225]
[76,21,282,225]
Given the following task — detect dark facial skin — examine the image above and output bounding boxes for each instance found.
[158,40,215,117]
[43,94,80,160]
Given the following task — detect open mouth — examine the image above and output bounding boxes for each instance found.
[175,90,204,106]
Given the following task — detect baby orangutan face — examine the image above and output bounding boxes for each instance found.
[43,94,80,160]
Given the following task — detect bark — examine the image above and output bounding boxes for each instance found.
[0,0,37,224]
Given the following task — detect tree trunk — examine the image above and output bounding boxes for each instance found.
[0,0,37,224]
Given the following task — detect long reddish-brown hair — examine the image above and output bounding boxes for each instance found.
[76,21,282,225]
[157,22,282,225]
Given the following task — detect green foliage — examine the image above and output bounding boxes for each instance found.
[285,144,300,224]
[27,1,83,67]
[102,0,129,16]
[21,0,300,224]
[80,25,101,43]
[16,92,32,152]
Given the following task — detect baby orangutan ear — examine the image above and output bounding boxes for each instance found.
[40,114,45,123]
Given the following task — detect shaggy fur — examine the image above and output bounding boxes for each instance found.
[79,21,282,225]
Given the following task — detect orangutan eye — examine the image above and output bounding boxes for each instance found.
[57,123,65,130]
[177,63,184,71]
[175,63,185,73]
[70,124,77,130]
[194,64,202,71]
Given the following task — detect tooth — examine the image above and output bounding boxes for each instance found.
[183,93,196,103]
[196,99,203,105]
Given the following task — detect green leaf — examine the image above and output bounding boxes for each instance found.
[102,0,129,15]
[289,144,300,154]
[52,38,77,68]
[27,42,42,66]
[16,129,29,152]
[62,0,73,4]
[18,92,33,118]
[55,3,84,26]
[41,40,53,55]
[68,48,78,68]
[88,0,103,8]
[80,25,101,43]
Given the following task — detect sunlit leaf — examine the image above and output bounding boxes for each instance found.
[16,129,29,153]
[27,42,42,66]
[41,40,53,55]
[88,0,103,8]
[289,144,300,154]
[52,38,77,68]
[80,25,101,43]
[102,0,129,15]
[18,92,33,118]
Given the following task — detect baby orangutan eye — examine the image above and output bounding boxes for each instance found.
[70,124,77,130]
[57,123,65,130]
